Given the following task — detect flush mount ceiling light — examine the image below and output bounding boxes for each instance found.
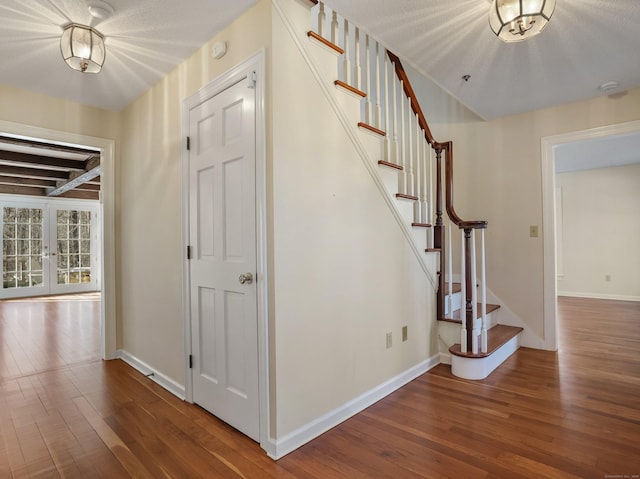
[489,0,556,43]
[60,23,106,73]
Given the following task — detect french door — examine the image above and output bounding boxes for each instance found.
[0,200,99,299]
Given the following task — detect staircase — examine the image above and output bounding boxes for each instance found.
[305,0,523,379]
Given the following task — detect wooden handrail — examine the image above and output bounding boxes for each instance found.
[386,54,487,230]
[386,51,435,146]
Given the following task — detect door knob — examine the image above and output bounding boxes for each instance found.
[239,272,253,284]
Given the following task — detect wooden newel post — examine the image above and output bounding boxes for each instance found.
[464,228,474,351]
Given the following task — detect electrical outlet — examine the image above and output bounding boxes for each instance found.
[402,326,408,342]
[529,225,539,237]
[386,332,392,349]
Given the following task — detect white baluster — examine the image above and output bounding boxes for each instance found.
[318,3,326,38]
[361,34,371,124]
[368,36,377,127]
[481,229,488,353]
[448,223,453,316]
[353,27,361,90]
[338,17,349,83]
[421,137,429,225]
[383,52,392,163]
[330,10,338,45]
[406,97,414,198]
[414,115,422,222]
[374,42,382,129]
[391,70,399,167]
[471,231,478,355]
[460,228,467,353]
[311,1,320,34]
[397,80,406,194]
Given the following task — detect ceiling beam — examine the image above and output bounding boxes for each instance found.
[58,190,100,201]
[0,136,101,157]
[47,157,101,197]
[0,184,46,196]
[0,150,87,170]
[0,165,69,179]
[0,175,56,188]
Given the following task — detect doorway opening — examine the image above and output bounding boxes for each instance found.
[541,119,640,351]
[0,120,116,359]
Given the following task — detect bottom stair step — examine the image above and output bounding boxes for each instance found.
[449,324,523,358]
[449,325,524,380]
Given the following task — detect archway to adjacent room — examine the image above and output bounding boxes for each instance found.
[0,120,116,359]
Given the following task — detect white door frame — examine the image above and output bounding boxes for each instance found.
[0,120,116,360]
[541,119,640,351]
[181,51,270,450]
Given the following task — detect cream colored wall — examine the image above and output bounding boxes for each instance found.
[556,164,640,300]
[117,0,271,384]
[436,89,640,339]
[271,0,435,438]
[0,84,119,139]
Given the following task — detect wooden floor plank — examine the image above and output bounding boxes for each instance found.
[0,294,639,478]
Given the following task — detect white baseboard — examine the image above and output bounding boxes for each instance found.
[267,354,440,460]
[558,291,640,302]
[114,350,186,400]
[439,352,451,365]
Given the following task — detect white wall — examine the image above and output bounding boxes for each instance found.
[412,88,640,342]
[556,164,640,301]
[117,0,272,386]
[271,0,436,439]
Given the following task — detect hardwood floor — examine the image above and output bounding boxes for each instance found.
[1,295,638,478]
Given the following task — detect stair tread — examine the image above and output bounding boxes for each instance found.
[411,222,432,228]
[449,324,523,358]
[378,160,403,171]
[444,282,462,295]
[358,122,386,137]
[334,80,366,98]
[396,193,418,201]
[307,31,344,54]
[440,303,500,323]
[425,248,441,253]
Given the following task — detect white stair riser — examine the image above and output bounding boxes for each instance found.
[438,312,497,349]
[444,291,462,315]
[450,334,520,380]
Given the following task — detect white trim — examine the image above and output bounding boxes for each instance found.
[273,0,437,291]
[0,120,116,360]
[541,119,640,352]
[450,334,520,380]
[115,350,186,400]
[180,50,271,453]
[265,354,440,460]
[558,292,640,303]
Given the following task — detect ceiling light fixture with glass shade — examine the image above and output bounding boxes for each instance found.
[60,23,106,73]
[489,0,556,43]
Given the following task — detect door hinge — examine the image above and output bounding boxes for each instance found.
[187,245,192,260]
[248,71,257,89]
[186,136,191,150]
[189,354,193,369]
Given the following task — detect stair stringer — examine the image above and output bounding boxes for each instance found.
[273,0,438,291]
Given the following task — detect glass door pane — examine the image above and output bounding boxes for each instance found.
[50,206,98,295]
[1,204,49,298]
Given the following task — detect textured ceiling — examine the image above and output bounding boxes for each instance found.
[0,0,258,111]
[323,0,640,120]
[0,0,638,119]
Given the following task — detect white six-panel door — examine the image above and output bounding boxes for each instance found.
[188,75,260,441]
